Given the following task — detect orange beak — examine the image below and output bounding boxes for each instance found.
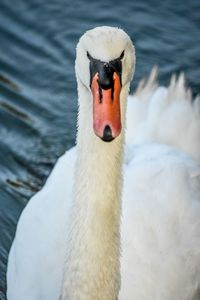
[91,72,122,142]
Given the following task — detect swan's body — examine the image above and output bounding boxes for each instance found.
[7,27,200,299]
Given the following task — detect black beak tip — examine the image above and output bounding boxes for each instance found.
[101,125,114,142]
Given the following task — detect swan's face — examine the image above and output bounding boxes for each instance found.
[76,26,135,142]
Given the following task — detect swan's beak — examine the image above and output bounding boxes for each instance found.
[91,72,122,142]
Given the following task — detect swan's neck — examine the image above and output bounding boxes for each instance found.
[61,82,129,300]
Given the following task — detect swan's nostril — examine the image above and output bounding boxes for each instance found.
[102,125,114,142]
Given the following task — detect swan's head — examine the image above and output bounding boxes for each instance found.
[76,26,135,142]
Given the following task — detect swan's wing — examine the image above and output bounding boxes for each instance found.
[126,69,200,163]
[121,143,200,300]
[7,147,77,300]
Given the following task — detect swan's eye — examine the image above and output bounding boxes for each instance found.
[119,50,125,60]
[87,51,92,60]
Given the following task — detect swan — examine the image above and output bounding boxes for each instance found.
[7,26,200,300]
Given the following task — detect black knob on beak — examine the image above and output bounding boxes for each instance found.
[89,53,122,90]
[102,125,114,142]
[98,63,114,90]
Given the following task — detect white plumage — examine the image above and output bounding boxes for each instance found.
[7,27,200,300]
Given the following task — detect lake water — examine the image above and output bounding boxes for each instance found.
[0,0,199,298]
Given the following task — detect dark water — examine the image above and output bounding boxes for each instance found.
[0,0,199,298]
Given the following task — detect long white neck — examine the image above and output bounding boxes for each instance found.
[60,80,129,300]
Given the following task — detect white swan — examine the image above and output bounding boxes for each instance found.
[7,26,200,300]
